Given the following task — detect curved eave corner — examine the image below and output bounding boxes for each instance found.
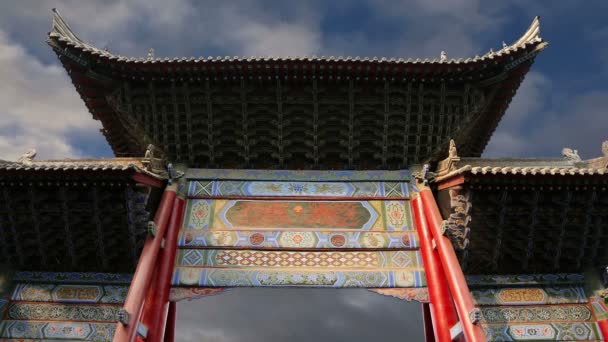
[47,9,547,67]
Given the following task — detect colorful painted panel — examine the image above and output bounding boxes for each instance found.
[13,272,132,284]
[176,250,422,269]
[186,169,411,181]
[368,288,429,302]
[179,230,418,249]
[0,320,116,340]
[188,181,409,198]
[466,274,584,287]
[11,283,128,304]
[471,286,587,306]
[482,322,602,341]
[184,199,414,231]
[172,267,425,288]
[169,287,226,302]
[7,303,121,322]
[479,305,593,323]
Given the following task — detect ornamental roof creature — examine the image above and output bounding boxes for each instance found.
[562,147,582,162]
[602,140,608,157]
[16,149,37,163]
[448,139,458,159]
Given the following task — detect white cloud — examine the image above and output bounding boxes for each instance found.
[484,71,551,157]
[0,30,103,160]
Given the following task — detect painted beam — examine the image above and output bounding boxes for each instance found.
[419,189,487,342]
[113,184,177,342]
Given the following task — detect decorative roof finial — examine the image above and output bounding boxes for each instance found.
[448,139,458,159]
[502,41,508,49]
[144,144,155,159]
[602,140,608,157]
[440,51,447,62]
[17,149,37,164]
[562,147,581,162]
[147,48,155,61]
[488,48,494,57]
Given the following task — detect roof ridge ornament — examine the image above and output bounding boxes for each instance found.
[17,149,37,164]
[448,139,458,159]
[50,8,83,43]
[440,51,447,62]
[147,48,155,61]
[562,147,582,162]
[602,140,608,157]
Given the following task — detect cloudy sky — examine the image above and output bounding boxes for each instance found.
[1,0,607,341]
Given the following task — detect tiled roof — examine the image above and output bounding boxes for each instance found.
[48,9,546,66]
[433,141,608,183]
[0,157,146,171]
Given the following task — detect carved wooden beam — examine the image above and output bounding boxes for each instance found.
[28,187,47,268]
[491,189,509,272]
[523,190,540,271]
[1,188,22,266]
[205,79,214,166]
[240,79,250,167]
[91,187,108,270]
[553,191,573,270]
[59,187,77,268]
[577,189,597,269]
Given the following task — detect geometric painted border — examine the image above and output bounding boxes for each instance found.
[479,304,593,323]
[186,169,412,181]
[467,274,585,287]
[175,249,423,269]
[11,283,128,304]
[13,272,132,284]
[482,322,602,341]
[178,230,419,249]
[6,302,122,322]
[188,180,409,198]
[471,286,588,306]
[0,320,117,340]
[172,267,426,288]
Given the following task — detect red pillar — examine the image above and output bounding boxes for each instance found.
[422,303,436,342]
[413,197,458,342]
[164,302,177,342]
[598,320,608,340]
[140,196,185,342]
[113,184,177,342]
[419,189,486,342]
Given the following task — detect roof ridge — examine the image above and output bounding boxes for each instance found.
[47,10,546,65]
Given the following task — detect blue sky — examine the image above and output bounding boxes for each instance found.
[0,1,607,341]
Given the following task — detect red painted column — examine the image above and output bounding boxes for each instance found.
[421,303,436,342]
[420,189,486,342]
[113,184,177,342]
[597,320,608,340]
[413,197,458,342]
[140,195,185,342]
[164,302,177,342]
